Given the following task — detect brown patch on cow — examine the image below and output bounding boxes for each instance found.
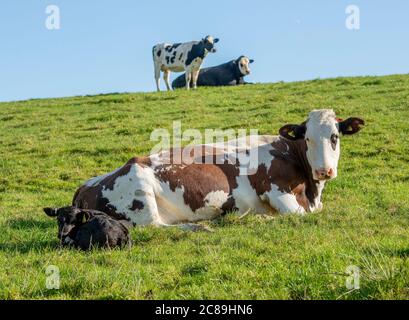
[248,164,272,195]
[130,199,144,211]
[154,145,240,213]
[155,160,239,213]
[292,183,309,210]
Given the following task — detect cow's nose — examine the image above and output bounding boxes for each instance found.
[327,168,334,177]
[315,168,334,180]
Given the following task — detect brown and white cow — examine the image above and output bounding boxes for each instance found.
[73,110,364,230]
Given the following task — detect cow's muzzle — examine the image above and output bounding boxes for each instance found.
[314,168,335,181]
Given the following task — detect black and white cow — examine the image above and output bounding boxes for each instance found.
[152,35,219,91]
[73,110,364,231]
[172,56,254,89]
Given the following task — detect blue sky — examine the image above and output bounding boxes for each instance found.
[0,0,407,102]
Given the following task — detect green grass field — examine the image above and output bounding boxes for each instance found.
[1,74,409,300]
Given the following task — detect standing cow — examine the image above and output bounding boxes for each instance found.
[152,35,219,91]
[73,109,364,231]
[172,56,254,89]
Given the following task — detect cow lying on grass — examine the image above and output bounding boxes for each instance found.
[44,206,132,250]
[73,110,364,231]
[172,56,254,89]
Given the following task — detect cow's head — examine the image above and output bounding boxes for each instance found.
[235,56,254,76]
[279,109,364,181]
[44,206,90,243]
[202,35,219,53]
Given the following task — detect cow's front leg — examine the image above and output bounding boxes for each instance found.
[191,69,200,89]
[185,72,192,90]
[261,186,306,215]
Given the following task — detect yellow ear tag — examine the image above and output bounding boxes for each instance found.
[82,214,87,223]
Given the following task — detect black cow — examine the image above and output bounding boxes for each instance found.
[44,206,132,250]
[172,56,254,89]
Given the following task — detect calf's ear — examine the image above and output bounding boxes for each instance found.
[214,38,219,43]
[43,207,58,217]
[249,59,255,64]
[76,211,91,224]
[279,123,306,141]
[338,117,365,135]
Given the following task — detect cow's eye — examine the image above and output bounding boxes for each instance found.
[240,63,244,67]
[330,134,339,150]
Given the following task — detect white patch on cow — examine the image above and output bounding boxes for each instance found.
[233,176,273,214]
[204,190,229,207]
[305,109,341,180]
[238,57,251,75]
[205,36,215,44]
[195,191,229,218]
[262,184,306,215]
[99,164,162,226]
[257,142,275,171]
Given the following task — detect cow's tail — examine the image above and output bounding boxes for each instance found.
[152,45,158,61]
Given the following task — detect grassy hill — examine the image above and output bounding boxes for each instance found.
[0,74,409,299]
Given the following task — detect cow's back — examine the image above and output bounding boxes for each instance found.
[153,41,198,71]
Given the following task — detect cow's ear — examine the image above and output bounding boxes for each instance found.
[338,117,365,135]
[249,59,255,64]
[214,38,219,43]
[44,207,58,217]
[279,124,306,141]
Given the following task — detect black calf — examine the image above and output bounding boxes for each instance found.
[43,206,132,251]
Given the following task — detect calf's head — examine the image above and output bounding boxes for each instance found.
[236,56,254,75]
[202,35,219,53]
[279,109,364,181]
[44,206,90,242]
